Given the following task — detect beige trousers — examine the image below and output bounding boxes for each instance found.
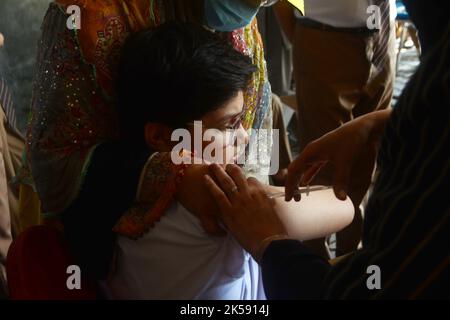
[293,22,396,256]
[0,107,24,298]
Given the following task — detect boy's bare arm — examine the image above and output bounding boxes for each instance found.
[264,185,354,241]
[176,163,354,241]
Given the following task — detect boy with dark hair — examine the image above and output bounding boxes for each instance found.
[66,22,353,299]
[117,22,257,148]
[110,21,264,299]
[107,22,355,299]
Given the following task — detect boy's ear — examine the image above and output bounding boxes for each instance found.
[144,123,173,151]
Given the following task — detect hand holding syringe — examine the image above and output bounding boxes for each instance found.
[267,185,332,199]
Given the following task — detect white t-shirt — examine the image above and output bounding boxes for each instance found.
[107,201,265,300]
[296,0,397,28]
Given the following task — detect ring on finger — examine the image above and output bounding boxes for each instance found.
[229,186,238,195]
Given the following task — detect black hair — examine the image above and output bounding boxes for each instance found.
[117,21,256,146]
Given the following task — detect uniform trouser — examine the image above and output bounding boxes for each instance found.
[0,107,24,298]
[293,21,396,256]
[272,94,293,173]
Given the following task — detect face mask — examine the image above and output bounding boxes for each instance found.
[204,0,262,32]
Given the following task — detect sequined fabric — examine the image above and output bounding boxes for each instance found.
[27,3,118,215]
[25,0,272,236]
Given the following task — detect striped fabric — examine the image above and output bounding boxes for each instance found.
[261,20,449,300]
[323,21,450,299]
[0,76,17,129]
[373,0,391,71]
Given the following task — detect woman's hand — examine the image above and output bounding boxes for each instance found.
[285,109,392,202]
[204,164,288,261]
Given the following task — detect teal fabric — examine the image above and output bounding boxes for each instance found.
[204,0,259,32]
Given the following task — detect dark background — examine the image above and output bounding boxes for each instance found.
[0,0,51,133]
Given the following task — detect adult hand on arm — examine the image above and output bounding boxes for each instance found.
[285,109,392,202]
[204,164,354,258]
[204,164,288,262]
[204,166,337,299]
